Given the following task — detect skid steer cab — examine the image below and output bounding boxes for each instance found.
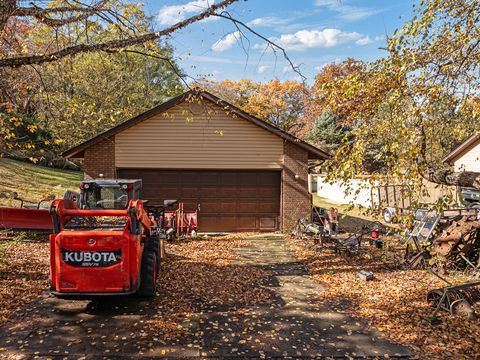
[49,179,170,299]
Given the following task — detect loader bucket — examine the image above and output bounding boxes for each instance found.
[0,207,53,231]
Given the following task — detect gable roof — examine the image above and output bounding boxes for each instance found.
[443,133,480,164]
[62,90,331,160]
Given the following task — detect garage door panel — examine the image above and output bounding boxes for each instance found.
[237,188,258,198]
[199,200,221,213]
[258,172,281,185]
[216,187,237,198]
[237,201,259,214]
[149,186,178,194]
[218,172,238,185]
[259,217,277,229]
[200,187,221,198]
[181,200,198,212]
[236,172,258,185]
[182,186,198,195]
[201,216,238,231]
[117,169,280,232]
[220,201,238,214]
[237,216,257,230]
[199,217,218,232]
[199,173,219,185]
[257,201,279,213]
[255,187,279,198]
[155,173,178,184]
[181,172,200,183]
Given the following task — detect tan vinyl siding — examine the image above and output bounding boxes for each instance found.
[454,141,480,172]
[115,102,284,169]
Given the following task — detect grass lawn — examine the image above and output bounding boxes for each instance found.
[312,193,388,232]
[0,158,82,207]
[312,193,378,220]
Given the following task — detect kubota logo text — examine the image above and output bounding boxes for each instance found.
[61,248,121,267]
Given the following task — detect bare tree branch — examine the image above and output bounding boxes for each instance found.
[0,0,239,67]
[14,1,110,28]
[212,12,306,81]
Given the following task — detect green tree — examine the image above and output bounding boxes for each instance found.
[305,110,346,153]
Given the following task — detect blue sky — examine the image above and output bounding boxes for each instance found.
[143,0,416,83]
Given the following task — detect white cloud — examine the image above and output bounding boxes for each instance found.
[185,55,249,65]
[339,6,381,21]
[315,0,338,6]
[314,0,382,22]
[157,0,215,26]
[247,16,289,27]
[262,28,363,51]
[253,42,269,52]
[211,31,241,52]
[282,63,300,73]
[257,65,270,74]
[314,63,328,72]
[356,36,373,46]
[375,35,386,41]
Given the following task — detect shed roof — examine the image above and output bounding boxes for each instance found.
[443,133,480,164]
[62,90,331,160]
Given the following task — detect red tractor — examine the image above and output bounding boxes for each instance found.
[48,179,175,298]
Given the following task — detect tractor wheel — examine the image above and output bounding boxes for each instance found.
[146,236,162,275]
[137,248,158,297]
[382,208,394,223]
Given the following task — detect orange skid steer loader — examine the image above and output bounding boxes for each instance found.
[48,179,173,299]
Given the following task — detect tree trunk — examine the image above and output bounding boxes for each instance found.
[422,167,480,189]
[0,0,16,31]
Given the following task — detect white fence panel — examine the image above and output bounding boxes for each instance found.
[314,175,373,208]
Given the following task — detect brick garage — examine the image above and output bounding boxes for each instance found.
[63,90,329,232]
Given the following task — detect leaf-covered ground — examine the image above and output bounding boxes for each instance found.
[0,233,273,357]
[0,238,50,325]
[147,233,272,341]
[289,236,480,359]
[0,233,416,358]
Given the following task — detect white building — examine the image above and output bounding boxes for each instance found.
[444,134,480,172]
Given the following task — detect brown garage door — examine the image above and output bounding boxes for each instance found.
[117,169,281,232]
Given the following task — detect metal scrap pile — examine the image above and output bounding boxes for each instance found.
[402,209,480,274]
[399,209,480,322]
[432,215,480,273]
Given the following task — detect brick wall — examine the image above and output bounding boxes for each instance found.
[83,137,116,179]
[282,140,311,231]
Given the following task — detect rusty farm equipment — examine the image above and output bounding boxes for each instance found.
[397,208,480,321]
[401,208,480,273]
[164,201,198,240]
[426,270,480,323]
[293,205,387,257]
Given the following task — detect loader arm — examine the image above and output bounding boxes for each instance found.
[50,198,153,235]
